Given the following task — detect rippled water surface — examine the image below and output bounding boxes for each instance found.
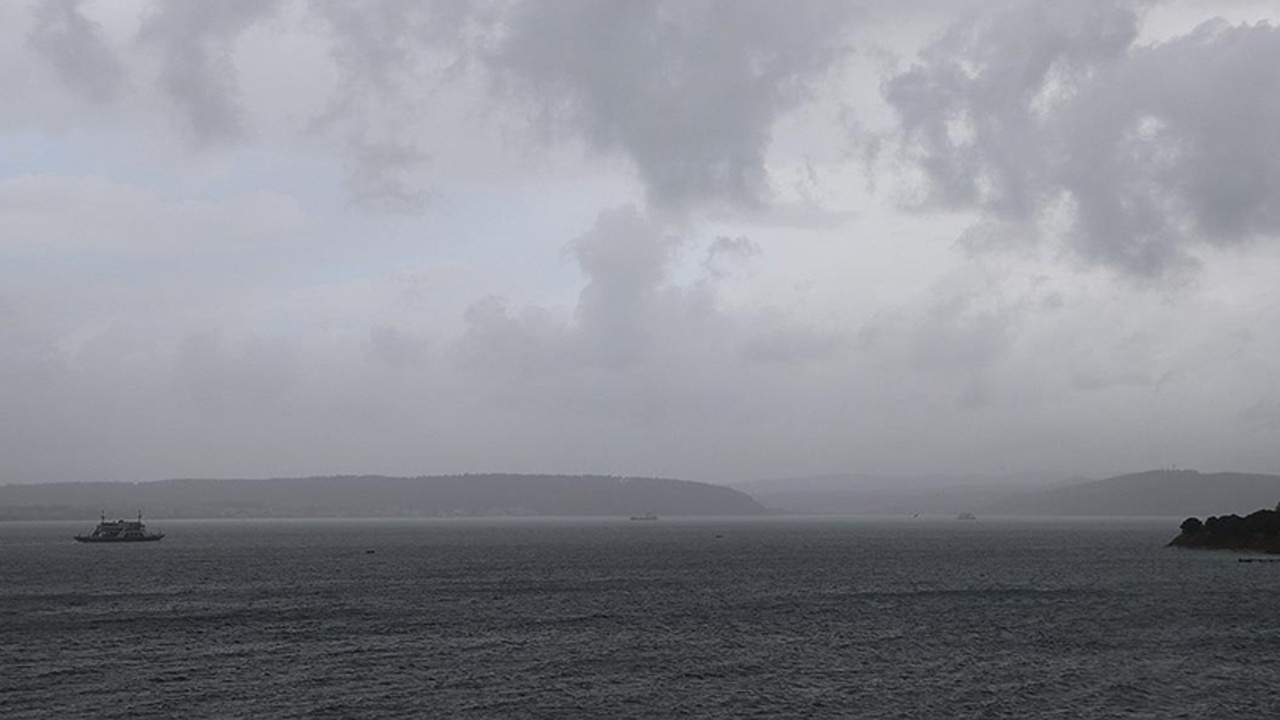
[2,517,1278,718]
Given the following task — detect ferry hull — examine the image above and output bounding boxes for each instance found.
[73,534,164,543]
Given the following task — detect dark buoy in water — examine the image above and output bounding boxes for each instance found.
[365,549,376,555]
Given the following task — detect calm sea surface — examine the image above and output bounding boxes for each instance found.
[2,517,1277,719]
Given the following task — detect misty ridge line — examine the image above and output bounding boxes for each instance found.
[6,469,1280,522]
[0,473,767,521]
[735,469,1280,518]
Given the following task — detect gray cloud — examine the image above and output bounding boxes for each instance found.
[455,206,689,376]
[703,235,760,277]
[1236,396,1280,432]
[859,269,1025,409]
[172,331,297,414]
[454,295,568,394]
[6,0,1280,483]
[884,0,1280,276]
[367,325,430,368]
[441,204,869,478]
[739,318,837,366]
[570,205,679,365]
[308,0,485,210]
[490,0,856,210]
[139,0,282,144]
[344,140,434,213]
[455,205,838,403]
[28,0,125,104]
[308,0,479,92]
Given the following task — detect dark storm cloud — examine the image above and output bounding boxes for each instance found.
[884,0,1280,276]
[490,0,857,210]
[139,0,282,144]
[27,0,124,104]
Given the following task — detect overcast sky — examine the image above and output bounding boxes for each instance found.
[4,0,1280,484]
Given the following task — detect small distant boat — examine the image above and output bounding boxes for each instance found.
[629,513,659,521]
[956,512,977,521]
[74,512,164,543]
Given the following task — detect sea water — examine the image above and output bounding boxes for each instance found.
[2,517,1277,719]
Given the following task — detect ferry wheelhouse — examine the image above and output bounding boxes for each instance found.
[74,512,164,543]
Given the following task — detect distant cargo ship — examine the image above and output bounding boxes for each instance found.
[629,513,659,521]
[74,512,164,543]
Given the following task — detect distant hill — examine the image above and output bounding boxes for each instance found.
[733,473,1066,515]
[0,474,767,520]
[980,470,1280,517]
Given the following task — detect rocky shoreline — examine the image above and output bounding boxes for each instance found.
[1168,507,1280,554]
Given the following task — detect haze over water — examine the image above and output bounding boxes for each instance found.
[3,518,1276,718]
